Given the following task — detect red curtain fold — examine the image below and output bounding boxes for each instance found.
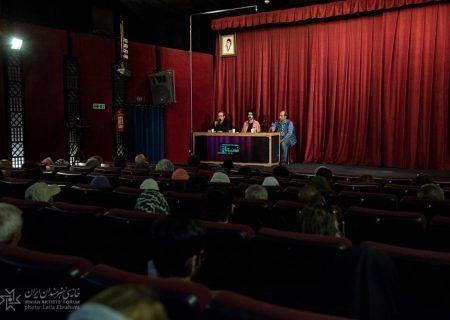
[211,0,446,30]
[214,3,450,169]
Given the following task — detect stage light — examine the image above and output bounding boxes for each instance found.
[264,0,270,4]
[10,37,23,50]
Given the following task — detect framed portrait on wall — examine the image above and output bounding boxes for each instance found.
[220,33,236,57]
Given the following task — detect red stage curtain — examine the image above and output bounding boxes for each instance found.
[213,3,450,169]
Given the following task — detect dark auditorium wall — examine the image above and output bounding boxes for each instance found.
[0,20,213,164]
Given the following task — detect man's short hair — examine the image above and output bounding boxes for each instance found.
[417,183,445,201]
[315,166,333,182]
[202,186,233,222]
[151,216,205,278]
[245,184,268,200]
[0,203,22,245]
[155,159,174,172]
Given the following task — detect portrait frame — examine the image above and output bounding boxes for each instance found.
[220,33,237,57]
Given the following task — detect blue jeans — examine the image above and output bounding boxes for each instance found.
[281,139,293,163]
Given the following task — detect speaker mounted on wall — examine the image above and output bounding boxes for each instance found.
[149,70,176,105]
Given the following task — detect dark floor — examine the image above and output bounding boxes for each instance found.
[257,162,450,180]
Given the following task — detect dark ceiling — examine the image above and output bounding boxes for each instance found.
[0,0,338,53]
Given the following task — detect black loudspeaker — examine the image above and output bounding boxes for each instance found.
[149,70,176,105]
[91,6,114,36]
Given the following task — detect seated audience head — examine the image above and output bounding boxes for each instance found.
[202,186,233,222]
[221,159,234,170]
[245,184,268,200]
[417,183,445,201]
[155,159,174,173]
[294,203,338,236]
[68,284,168,320]
[91,155,104,163]
[237,166,253,176]
[183,175,209,193]
[21,161,43,179]
[315,165,333,182]
[41,157,54,166]
[262,176,280,187]
[140,178,159,191]
[89,175,111,189]
[135,153,147,164]
[0,203,22,246]
[151,216,206,279]
[25,182,61,203]
[113,155,128,169]
[298,185,325,205]
[0,159,13,170]
[187,154,200,168]
[309,175,332,192]
[54,158,70,167]
[272,165,290,178]
[413,173,434,186]
[85,157,101,168]
[171,168,189,181]
[210,172,230,184]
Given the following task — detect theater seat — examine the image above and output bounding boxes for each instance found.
[345,206,426,248]
[247,227,351,310]
[204,290,347,320]
[194,221,254,291]
[399,196,450,220]
[337,191,398,210]
[427,216,450,252]
[364,241,450,319]
[229,198,273,231]
[82,264,212,320]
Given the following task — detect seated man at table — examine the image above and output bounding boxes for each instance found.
[211,110,232,132]
[269,110,297,164]
[241,110,261,133]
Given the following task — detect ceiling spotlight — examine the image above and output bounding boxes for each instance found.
[264,0,270,3]
[10,37,23,50]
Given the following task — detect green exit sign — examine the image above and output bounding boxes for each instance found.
[93,103,106,110]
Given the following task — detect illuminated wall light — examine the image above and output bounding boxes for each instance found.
[10,37,23,50]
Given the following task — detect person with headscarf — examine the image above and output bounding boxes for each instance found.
[25,182,61,203]
[135,178,170,214]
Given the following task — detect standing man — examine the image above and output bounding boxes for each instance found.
[241,110,261,133]
[270,110,297,164]
[211,110,232,132]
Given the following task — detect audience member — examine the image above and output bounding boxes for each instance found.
[41,157,54,166]
[210,172,230,184]
[202,186,233,222]
[237,166,253,176]
[0,159,12,178]
[245,184,268,200]
[25,182,61,203]
[113,155,128,169]
[135,153,151,170]
[89,175,111,189]
[294,203,339,236]
[309,175,332,193]
[85,157,101,168]
[315,165,333,183]
[262,176,280,187]
[221,159,234,170]
[149,216,206,280]
[187,154,200,168]
[413,173,434,186]
[298,185,325,205]
[417,183,445,201]
[183,175,209,193]
[0,203,22,246]
[171,168,189,181]
[68,284,168,320]
[21,161,43,179]
[273,165,291,178]
[135,179,169,214]
[140,178,159,191]
[155,159,174,173]
[54,158,70,167]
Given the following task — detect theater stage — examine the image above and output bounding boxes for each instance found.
[257,162,450,180]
